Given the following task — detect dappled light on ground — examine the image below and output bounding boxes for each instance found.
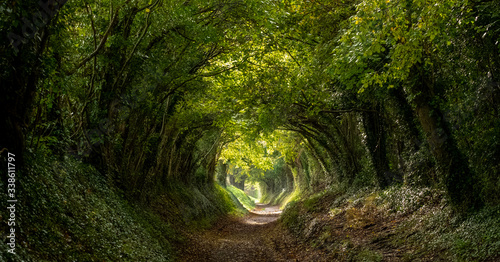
[244,204,282,225]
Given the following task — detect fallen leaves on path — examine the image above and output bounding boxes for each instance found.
[177,202,407,261]
[178,204,301,262]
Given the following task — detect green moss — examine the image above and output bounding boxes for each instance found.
[303,193,323,213]
[354,249,383,262]
[280,201,305,235]
[226,185,256,210]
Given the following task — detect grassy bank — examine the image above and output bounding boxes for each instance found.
[280,185,500,261]
[0,153,239,261]
[226,185,256,210]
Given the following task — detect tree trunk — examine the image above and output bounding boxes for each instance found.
[389,88,422,151]
[362,104,392,188]
[216,160,227,187]
[285,166,294,192]
[410,65,482,211]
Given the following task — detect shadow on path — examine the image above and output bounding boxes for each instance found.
[179,204,288,262]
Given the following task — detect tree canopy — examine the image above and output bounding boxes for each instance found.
[1,0,498,212]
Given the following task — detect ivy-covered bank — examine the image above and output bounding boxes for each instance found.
[0,153,239,261]
[280,186,500,261]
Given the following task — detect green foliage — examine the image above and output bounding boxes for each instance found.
[282,184,500,261]
[332,0,465,91]
[395,199,500,261]
[380,185,444,215]
[354,249,383,262]
[302,190,338,213]
[279,201,304,235]
[0,152,175,261]
[153,180,238,229]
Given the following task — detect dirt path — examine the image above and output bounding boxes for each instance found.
[178,204,289,262]
[177,203,406,262]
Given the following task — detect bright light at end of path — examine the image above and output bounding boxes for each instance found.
[249,209,282,216]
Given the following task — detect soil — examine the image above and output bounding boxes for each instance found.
[178,204,290,262]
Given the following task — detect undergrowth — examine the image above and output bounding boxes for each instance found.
[0,152,241,261]
[0,153,176,261]
[280,184,500,261]
[150,181,243,230]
